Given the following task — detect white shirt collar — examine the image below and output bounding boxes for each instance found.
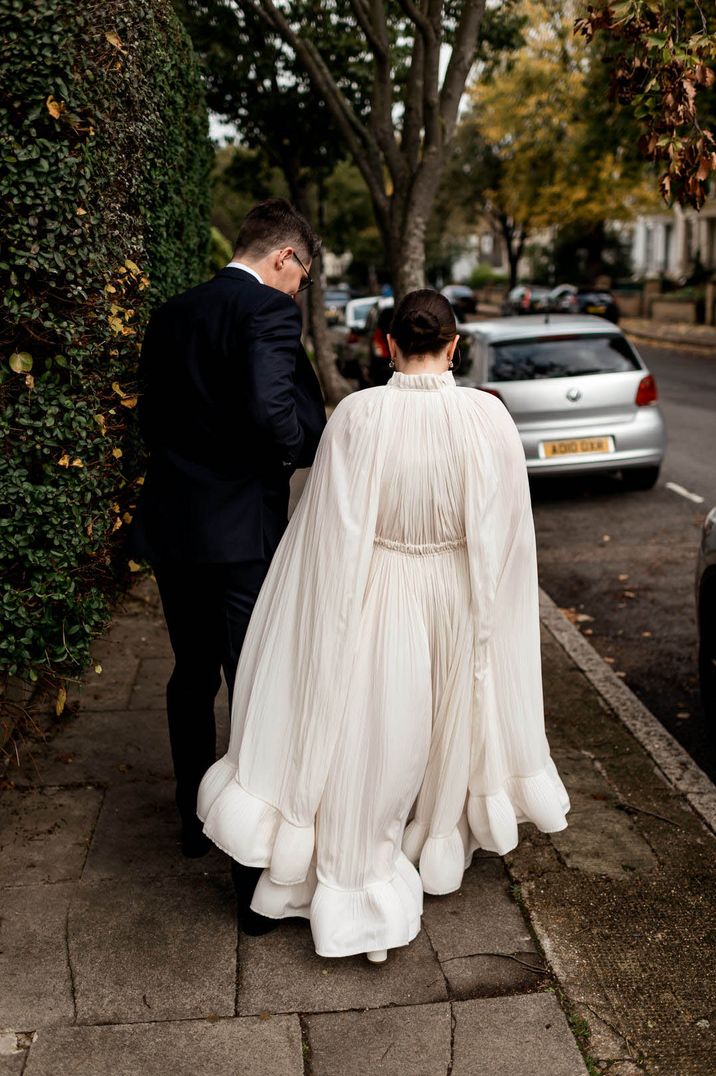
[226,260,264,285]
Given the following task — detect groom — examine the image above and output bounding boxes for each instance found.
[126,198,326,930]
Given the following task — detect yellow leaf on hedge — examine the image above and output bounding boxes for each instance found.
[86,521,94,537]
[70,458,83,468]
[108,315,123,334]
[111,502,120,513]
[25,374,35,390]
[55,686,67,716]
[120,395,138,408]
[136,476,144,486]
[105,31,126,51]
[76,207,87,216]
[9,351,32,373]
[112,447,123,459]
[93,414,107,434]
[94,663,102,674]
[104,284,116,293]
[58,454,70,467]
[122,512,133,524]
[125,259,140,274]
[112,517,122,532]
[46,95,64,119]
[111,381,127,398]
[128,559,142,572]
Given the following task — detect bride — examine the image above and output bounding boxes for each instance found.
[197,288,570,964]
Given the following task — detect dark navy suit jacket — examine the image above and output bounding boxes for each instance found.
[125,267,326,563]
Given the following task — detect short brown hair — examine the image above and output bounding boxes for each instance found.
[390,289,457,357]
[234,198,321,262]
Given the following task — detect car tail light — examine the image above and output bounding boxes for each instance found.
[521,289,531,309]
[372,328,390,360]
[635,374,658,406]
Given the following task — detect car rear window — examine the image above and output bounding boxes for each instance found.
[487,334,640,381]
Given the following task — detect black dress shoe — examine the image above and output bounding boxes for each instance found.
[181,828,213,858]
[229,860,283,935]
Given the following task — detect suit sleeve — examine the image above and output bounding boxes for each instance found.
[245,290,305,469]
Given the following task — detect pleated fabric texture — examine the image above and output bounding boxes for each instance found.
[197,369,570,958]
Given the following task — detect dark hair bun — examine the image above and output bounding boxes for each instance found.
[390,289,456,357]
[404,309,441,343]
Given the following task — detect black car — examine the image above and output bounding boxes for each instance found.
[441,284,478,321]
[549,284,620,324]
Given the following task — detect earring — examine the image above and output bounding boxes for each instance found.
[389,355,395,369]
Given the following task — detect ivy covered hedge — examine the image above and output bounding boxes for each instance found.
[0,0,212,701]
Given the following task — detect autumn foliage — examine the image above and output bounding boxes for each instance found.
[575,0,716,209]
[0,0,211,699]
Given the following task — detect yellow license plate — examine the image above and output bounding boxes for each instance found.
[542,437,613,457]
[586,304,606,313]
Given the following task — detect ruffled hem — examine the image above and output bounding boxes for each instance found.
[250,851,423,958]
[196,757,314,885]
[403,758,571,884]
[467,757,571,857]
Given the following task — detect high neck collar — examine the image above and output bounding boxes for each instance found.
[388,369,455,391]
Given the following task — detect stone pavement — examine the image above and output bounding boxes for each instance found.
[2,505,715,1074]
[619,317,716,353]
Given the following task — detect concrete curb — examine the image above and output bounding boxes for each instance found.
[622,324,716,354]
[539,587,716,837]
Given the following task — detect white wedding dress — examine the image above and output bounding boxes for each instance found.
[197,369,570,958]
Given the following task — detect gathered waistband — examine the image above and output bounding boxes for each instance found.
[373,535,467,557]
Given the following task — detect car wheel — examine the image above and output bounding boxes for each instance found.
[621,465,660,491]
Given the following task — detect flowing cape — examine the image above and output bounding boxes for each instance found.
[197,383,569,889]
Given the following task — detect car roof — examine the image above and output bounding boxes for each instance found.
[347,295,381,308]
[458,314,623,341]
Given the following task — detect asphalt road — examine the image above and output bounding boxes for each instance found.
[531,338,716,780]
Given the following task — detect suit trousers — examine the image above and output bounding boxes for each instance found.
[152,559,270,903]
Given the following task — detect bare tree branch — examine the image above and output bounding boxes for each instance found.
[243,0,390,230]
[439,0,486,142]
[396,0,436,42]
[401,32,425,171]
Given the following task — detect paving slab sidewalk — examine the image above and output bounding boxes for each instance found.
[2,531,715,1073]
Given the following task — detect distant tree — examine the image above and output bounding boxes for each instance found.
[176,0,357,402]
[575,0,716,209]
[442,0,659,286]
[220,0,493,300]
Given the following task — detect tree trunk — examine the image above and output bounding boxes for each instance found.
[289,178,353,406]
[305,249,353,405]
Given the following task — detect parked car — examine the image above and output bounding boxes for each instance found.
[696,506,716,720]
[323,287,351,326]
[334,295,382,383]
[441,284,478,321]
[344,295,381,332]
[549,284,620,324]
[358,299,395,386]
[455,314,666,487]
[335,297,394,387]
[501,285,551,315]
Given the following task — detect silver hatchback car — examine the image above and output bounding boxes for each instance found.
[456,315,666,489]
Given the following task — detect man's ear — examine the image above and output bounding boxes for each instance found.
[275,246,293,269]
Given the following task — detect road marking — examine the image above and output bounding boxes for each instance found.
[665,481,705,504]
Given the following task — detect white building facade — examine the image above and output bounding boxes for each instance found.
[631,194,716,280]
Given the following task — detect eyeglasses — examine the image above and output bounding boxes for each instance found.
[292,251,313,293]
